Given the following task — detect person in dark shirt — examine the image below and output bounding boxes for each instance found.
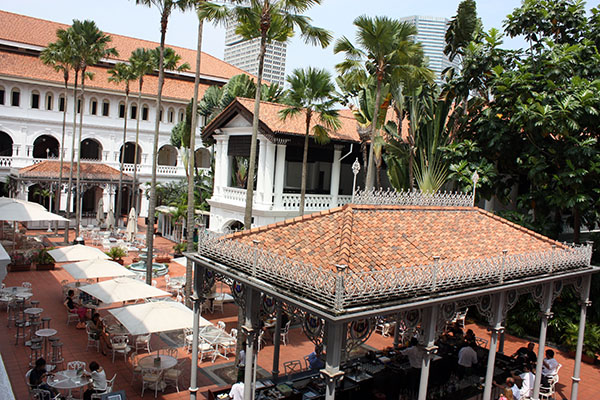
[308,344,325,370]
[29,358,59,398]
[64,289,88,327]
[512,342,537,365]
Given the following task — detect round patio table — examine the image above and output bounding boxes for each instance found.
[36,328,57,359]
[138,354,177,370]
[47,369,91,399]
[25,307,43,316]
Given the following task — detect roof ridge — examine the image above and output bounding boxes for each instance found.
[336,206,355,266]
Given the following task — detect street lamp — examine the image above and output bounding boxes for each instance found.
[351,158,360,203]
[471,170,480,207]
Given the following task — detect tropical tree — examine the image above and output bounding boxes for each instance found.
[129,47,155,211]
[40,29,74,231]
[108,62,138,225]
[70,20,118,237]
[335,16,427,191]
[133,0,193,284]
[444,0,480,64]
[279,68,341,215]
[199,0,332,229]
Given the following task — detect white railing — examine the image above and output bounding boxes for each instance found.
[0,157,12,168]
[157,165,179,175]
[222,187,248,204]
[353,188,474,207]
[280,193,353,211]
[122,164,141,173]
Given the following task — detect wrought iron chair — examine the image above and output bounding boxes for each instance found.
[283,360,303,375]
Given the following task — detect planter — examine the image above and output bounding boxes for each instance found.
[155,256,171,263]
[9,263,31,272]
[113,259,124,265]
[35,263,55,271]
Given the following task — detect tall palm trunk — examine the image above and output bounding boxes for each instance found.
[407,96,417,190]
[116,84,131,226]
[131,77,144,212]
[299,111,312,215]
[146,12,169,285]
[64,69,79,243]
[185,16,204,307]
[365,76,383,191]
[55,72,68,232]
[75,71,87,238]
[243,30,267,229]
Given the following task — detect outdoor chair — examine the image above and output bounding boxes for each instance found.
[22,282,33,292]
[183,327,194,352]
[475,337,489,349]
[111,335,130,363]
[211,295,224,313]
[129,351,143,384]
[31,388,60,400]
[283,360,303,375]
[135,333,152,353]
[455,308,468,329]
[85,323,100,352]
[198,341,217,363]
[65,305,79,326]
[303,355,311,369]
[67,360,87,371]
[141,368,163,398]
[90,374,116,399]
[279,320,291,346]
[164,359,186,393]
[258,330,266,352]
[216,320,226,331]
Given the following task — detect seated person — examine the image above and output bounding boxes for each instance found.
[450,323,464,340]
[64,289,88,328]
[512,342,537,365]
[29,358,59,399]
[83,361,107,400]
[464,329,476,343]
[307,344,325,370]
[499,387,514,400]
[457,342,478,378]
[541,349,559,385]
[512,363,535,399]
[400,337,423,369]
[87,313,111,355]
[494,377,520,400]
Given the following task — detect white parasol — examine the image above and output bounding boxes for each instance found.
[125,207,137,241]
[79,277,170,304]
[106,208,115,231]
[62,259,136,280]
[47,244,110,263]
[96,198,104,226]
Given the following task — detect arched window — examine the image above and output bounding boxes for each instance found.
[142,105,149,121]
[45,92,53,110]
[11,88,20,107]
[0,86,5,105]
[59,95,66,112]
[130,103,137,119]
[159,107,164,122]
[77,99,81,114]
[118,102,125,118]
[178,109,184,123]
[102,100,110,116]
[167,107,174,123]
[90,98,98,115]
[30,90,40,109]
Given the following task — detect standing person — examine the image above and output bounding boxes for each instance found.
[237,342,246,382]
[400,337,422,391]
[541,349,559,385]
[64,289,88,328]
[83,361,107,400]
[457,341,478,378]
[29,358,60,399]
[229,381,244,400]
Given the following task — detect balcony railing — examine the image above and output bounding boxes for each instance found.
[280,193,352,211]
[0,157,12,168]
[222,187,249,205]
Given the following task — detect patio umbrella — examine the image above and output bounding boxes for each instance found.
[125,207,137,241]
[108,301,211,335]
[96,198,104,226]
[79,277,170,304]
[62,259,136,280]
[0,197,68,222]
[106,208,115,231]
[47,244,110,263]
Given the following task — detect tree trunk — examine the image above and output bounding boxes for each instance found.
[185,16,204,308]
[55,74,68,232]
[243,31,267,229]
[64,70,79,243]
[408,97,417,190]
[299,112,311,216]
[365,77,383,190]
[75,71,87,238]
[116,85,130,229]
[573,207,581,244]
[146,11,169,285]
[132,77,144,212]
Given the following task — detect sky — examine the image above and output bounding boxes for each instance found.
[0,0,592,77]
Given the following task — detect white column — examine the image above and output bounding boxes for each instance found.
[263,141,276,207]
[323,322,344,400]
[256,137,267,204]
[102,188,110,213]
[533,283,554,400]
[330,145,343,208]
[213,139,223,196]
[220,137,230,192]
[483,292,506,400]
[571,274,592,400]
[418,305,439,400]
[274,143,287,208]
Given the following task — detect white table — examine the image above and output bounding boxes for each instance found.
[25,307,43,316]
[138,354,177,370]
[47,369,91,399]
[36,328,57,359]
[199,326,235,360]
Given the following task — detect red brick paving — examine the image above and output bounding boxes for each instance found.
[2,224,599,399]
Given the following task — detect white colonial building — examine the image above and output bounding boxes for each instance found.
[0,11,247,219]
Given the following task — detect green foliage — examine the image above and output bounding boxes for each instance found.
[562,321,600,358]
[231,157,249,188]
[105,247,126,261]
[33,248,55,265]
[444,0,481,62]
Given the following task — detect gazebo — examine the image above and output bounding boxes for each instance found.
[185,190,596,400]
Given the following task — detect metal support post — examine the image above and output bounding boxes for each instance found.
[243,288,261,400]
[321,321,344,400]
[483,292,505,400]
[272,301,282,379]
[189,262,205,400]
[532,283,554,400]
[418,305,439,400]
[393,312,401,349]
[571,275,592,400]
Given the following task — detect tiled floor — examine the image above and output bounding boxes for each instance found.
[2,224,599,399]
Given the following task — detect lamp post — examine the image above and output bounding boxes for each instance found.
[351,158,360,203]
[471,170,480,207]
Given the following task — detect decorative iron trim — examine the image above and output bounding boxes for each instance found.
[352,188,474,207]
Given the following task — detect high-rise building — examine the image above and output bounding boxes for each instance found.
[224,18,287,86]
[399,15,460,86]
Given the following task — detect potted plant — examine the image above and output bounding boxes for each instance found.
[562,321,600,364]
[8,251,32,272]
[33,248,56,270]
[105,247,127,265]
[155,253,172,264]
[172,242,186,257]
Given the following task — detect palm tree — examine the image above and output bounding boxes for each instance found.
[40,29,74,231]
[71,20,118,237]
[129,48,154,211]
[108,62,138,225]
[279,67,341,215]
[199,0,332,229]
[133,0,193,285]
[335,16,425,191]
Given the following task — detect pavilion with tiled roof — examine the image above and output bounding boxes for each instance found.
[186,190,597,400]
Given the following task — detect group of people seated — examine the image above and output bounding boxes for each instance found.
[29,358,107,400]
[64,289,89,329]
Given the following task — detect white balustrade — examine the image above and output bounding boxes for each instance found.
[221,187,248,205]
[280,193,352,211]
[156,165,179,175]
[122,164,141,173]
[0,157,12,168]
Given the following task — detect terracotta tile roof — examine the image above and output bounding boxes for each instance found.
[16,160,132,181]
[227,204,564,273]
[0,10,249,100]
[235,97,361,142]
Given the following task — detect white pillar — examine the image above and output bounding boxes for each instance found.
[256,137,267,204]
[243,288,261,400]
[220,137,229,191]
[102,187,110,213]
[213,138,223,196]
[330,145,343,208]
[323,322,344,400]
[418,305,439,400]
[274,143,286,208]
[263,140,276,207]
[483,292,506,400]
[533,283,554,399]
[571,274,592,400]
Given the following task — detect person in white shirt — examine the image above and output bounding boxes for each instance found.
[513,363,535,399]
[229,381,244,400]
[400,338,423,369]
[541,349,559,385]
[457,342,478,377]
[83,361,107,400]
[237,342,246,383]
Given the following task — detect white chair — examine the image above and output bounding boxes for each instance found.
[67,360,86,371]
[86,323,100,352]
[164,359,186,392]
[184,327,194,352]
[211,295,224,313]
[32,388,60,400]
[90,374,116,399]
[135,333,152,353]
[279,321,291,346]
[198,341,217,363]
[216,320,226,331]
[22,282,32,292]
[129,351,143,383]
[455,308,468,328]
[111,335,130,363]
[141,368,163,398]
[258,330,266,352]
